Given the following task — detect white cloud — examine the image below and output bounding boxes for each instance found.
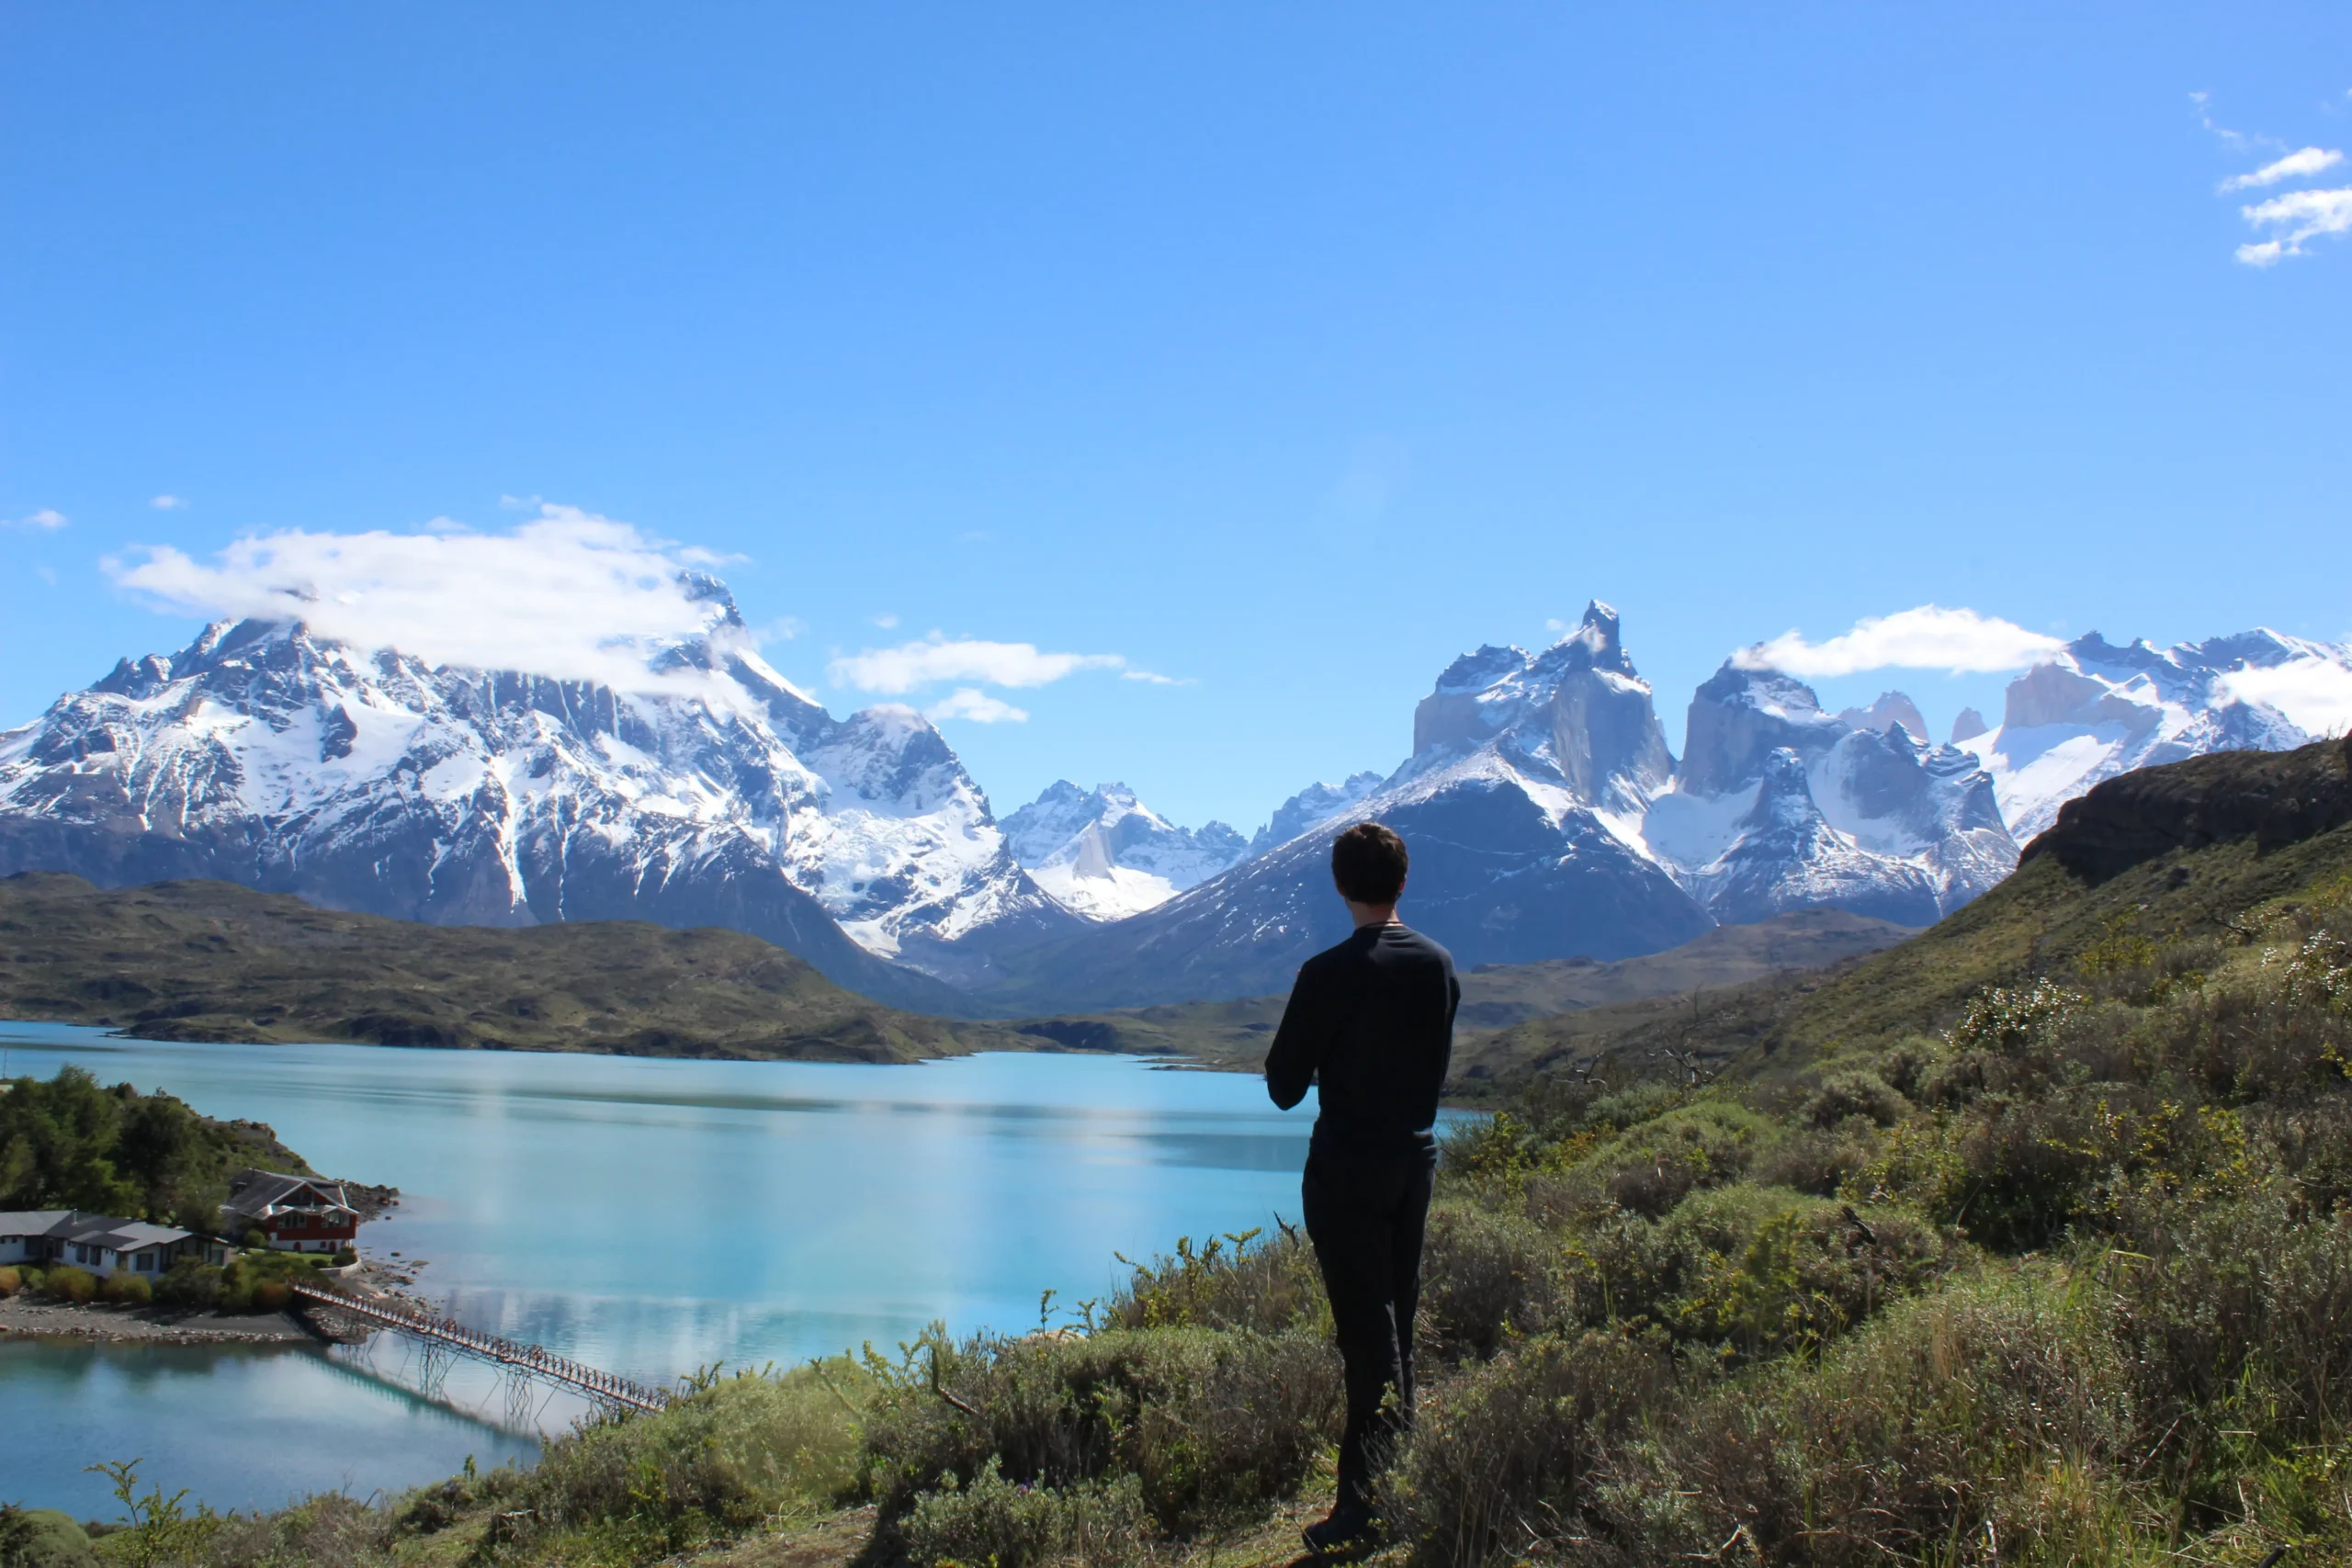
[2222,658,2352,737]
[871,613,899,629]
[2221,146,2344,191]
[1736,605,2066,678]
[150,494,189,511]
[828,635,1128,694]
[2236,185,2352,265]
[5,508,67,531]
[925,688,1029,724]
[1119,669,1193,686]
[106,504,752,695]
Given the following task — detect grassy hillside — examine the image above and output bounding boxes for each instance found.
[72,736,2352,1567]
[0,871,1905,1077]
[0,874,1014,1063]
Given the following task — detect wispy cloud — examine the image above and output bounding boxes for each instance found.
[2191,91,2281,155]
[5,508,68,531]
[1736,605,2065,678]
[150,494,189,511]
[2236,186,2352,266]
[871,613,899,629]
[828,635,1130,694]
[1119,669,1192,686]
[2197,96,2352,266]
[2222,659,2352,738]
[2221,146,2344,191]
[107,503,753,694]
[925,688,1030,724]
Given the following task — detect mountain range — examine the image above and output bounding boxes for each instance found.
[2,583,2341,1015]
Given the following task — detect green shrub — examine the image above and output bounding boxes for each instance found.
[155,1261,221,1311]
[488,1359,870,1560]
[43,1266,95,1303]
[1415,1201,1559,1359]
[0,1265,18,1298]
[899,1456,1154,1568]
[1108,1226,1325,1334]
[101,1272,153,1306]
[250,1278,290,1312]
[1583,1268,2139,1567]
[1802,1070,1909,1129]
[1385,1330,1664,1567]
[0,1503,97,1567]
[1577,1101,1775,1217]
[862,1325,1340,1545]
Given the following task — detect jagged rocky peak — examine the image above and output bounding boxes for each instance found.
[1960,626,2341,842]
[1950,707,1989,744]
[1001,780,1248,922]
[1249,771,1386,855]
[1835,692,1929,743]
[1410,600,1672,813]
[1692,746,1943,928]
[1650,658,2018,925]
[1678,661,1847,797]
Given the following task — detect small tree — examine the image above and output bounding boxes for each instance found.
[85,1461,216,1568]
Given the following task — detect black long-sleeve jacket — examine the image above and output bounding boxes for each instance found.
[1264,922,1459,1161]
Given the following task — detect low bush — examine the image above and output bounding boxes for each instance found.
[156,1260,223,1310]
[899,1456,1155,1568]
[43,1266,96,1303]
[0,1265,18,1298]
[862,1324,1340,1548]
[485,1359,870,1561]
[1107,1226,1325,1335]
[1415,1201,1559,1359]
[1384,1330,1664,1567]
[101,1271,153,1305]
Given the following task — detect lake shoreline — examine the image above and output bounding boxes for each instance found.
[0,1297,311,1345]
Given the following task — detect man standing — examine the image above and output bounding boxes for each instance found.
[1265,821,1459,1554]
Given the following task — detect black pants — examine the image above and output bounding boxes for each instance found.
[1302,1145,1435,1512]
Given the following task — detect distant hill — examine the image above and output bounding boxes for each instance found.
[0,874,1014,1063]
[1009,907,1915,1079]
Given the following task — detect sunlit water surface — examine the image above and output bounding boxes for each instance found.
[0,1022,1429,1518]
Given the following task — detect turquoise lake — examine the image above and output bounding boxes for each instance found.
[0,1022,1409,1519]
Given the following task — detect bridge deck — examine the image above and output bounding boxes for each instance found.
[290,1280,671,1413]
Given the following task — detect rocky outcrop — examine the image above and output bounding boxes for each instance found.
[2022,735,2352,883]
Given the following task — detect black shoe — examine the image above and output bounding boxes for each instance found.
[1302,1503,1378,1556]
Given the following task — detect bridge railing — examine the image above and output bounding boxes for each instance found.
[289,1280,671,1412]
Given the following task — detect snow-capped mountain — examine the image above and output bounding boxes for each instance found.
[1644,663,2018,927]
[0,587,1073,1009]
[1248,773,1385,856]
[1956,630,2342,842]
[1001,781,1248,920]
[988,604,1717,1010]
[989,604,2019,1010]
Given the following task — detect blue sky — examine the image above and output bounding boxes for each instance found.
[5,3,2347,834]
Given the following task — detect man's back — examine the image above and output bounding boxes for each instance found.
[1264,922,1459,1156]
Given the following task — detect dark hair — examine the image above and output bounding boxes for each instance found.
[1330,821,1408,905]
